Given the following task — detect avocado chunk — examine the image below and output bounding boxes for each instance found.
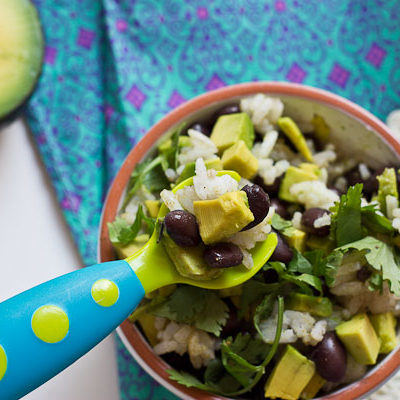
[278,117,314,162]
[311,114,330,144]
[221,140,259,179]
[0,0,44,121]
[264,345,315,400]
[137,313,159,346]
[300,372,325,399]
[193,191,254,244]
[282,228,307,252]
[162,235,222,280]
[335,313,381,365]
[377,168,398,215]
[114,233,149,259]
[370,312,398,354]
[279,165,319,202]
[145,200,160,218]
[210,113,255,152]
[175,158,223,184]
[286,293,332,317]
[299,163,321,177]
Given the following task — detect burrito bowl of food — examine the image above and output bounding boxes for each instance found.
[99,82,400,400]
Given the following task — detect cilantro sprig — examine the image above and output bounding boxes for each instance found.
[148,286,229,336]
[167,296,284,397]
[107,205,155,246]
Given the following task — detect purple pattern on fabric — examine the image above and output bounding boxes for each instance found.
[328,63,350,88]
[61,192,81,213]
[116,19,128,32]
[77,28,96,49]
[197,7,209,19]
[167,90,186,108]
[366,42,387,68]
[275,0,286,11]
[126,85,146,110]
[205,74,226,91]
[44,47,57,65]
[286,63,307,83]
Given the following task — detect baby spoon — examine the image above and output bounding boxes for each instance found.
[0,171,277,400]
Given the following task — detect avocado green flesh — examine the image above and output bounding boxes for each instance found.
[162,235,223,280]
[0,0,44,119]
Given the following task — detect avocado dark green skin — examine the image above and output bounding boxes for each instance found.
[0,0,44,128]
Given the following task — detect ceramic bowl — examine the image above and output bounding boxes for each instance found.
[98,82,400,400]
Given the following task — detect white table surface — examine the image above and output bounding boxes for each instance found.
[0,119,120,400]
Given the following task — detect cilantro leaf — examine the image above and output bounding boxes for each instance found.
[160,123,185,170]
[167,370,210,391]
[322,250,343,286]
[361,207,395,235]
[271,214,296,236]
[107,205,155,246]
[150,286,229,336]
[239,279,280,318]
[204,359,242,393]
[288,250,313,274]
[331,184,364,246]
[123,156,170,208]
[253,294,276,340]
[338,236,400,296]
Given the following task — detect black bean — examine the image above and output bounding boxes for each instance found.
[270,231,293,264]
[241,184,270,230]
[301,208,330,236]
[346,167,381,196]
[221,308,243,337]
[164,210,201,247]
[187,122,211,137]
[203,243,243,268]
[311,332,347,382]
[357,266,372,282]
[270,198,288,219]
[254,176,282,197]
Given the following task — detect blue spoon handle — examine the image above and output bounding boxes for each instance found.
[0,260,145,400]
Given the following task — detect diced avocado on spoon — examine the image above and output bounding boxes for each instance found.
[0,0,44,123]
[0,171,277,399]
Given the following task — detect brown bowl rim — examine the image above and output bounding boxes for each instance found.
[98,81,400,400]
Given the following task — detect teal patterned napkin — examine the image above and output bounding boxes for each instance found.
[27,1,400,399]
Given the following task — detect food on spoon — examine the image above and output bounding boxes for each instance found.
[193,191,254,244]
[108,93,400,399]
[0,0,44,123]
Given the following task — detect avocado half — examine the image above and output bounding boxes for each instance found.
[0,0,44,124]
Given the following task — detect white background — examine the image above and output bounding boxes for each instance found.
[0,119,120,399]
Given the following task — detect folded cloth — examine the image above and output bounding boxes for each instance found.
[26,0,400,399]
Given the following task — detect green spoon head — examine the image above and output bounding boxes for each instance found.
[126,171,278,293]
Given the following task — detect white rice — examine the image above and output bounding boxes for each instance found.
[252,130,279,159]
[177,129,218,165]
[258,158,290,185]
[386,109,400,139]
[386,194,399,220]
[313,149,337,168]
[175,186,199,214]
[314,213,331,228]
[289,180,340,210]
[334,176,348,193]
[153,319,217,369]
[160,189,183,211]
[291,211,303,230]
[122,187,156,223]
[193,158,239,200]
[359,163,371,180]
[165,168,178,182]
[227,207,274,269]
[259,308,327,346]
[240,94,284,135]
